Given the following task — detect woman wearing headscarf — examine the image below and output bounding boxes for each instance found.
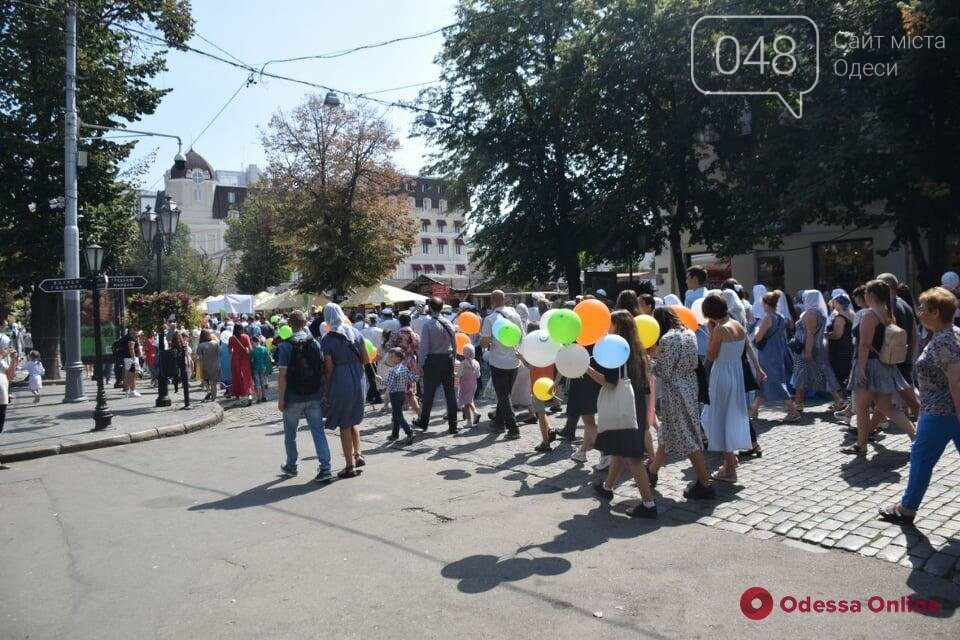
[516,303,530,333]
[750,285,768,332]
[827,291,856,390]
[751,291,800,422]
[791,290,846,412]
[320,303,369,478]
[663,294,682,307]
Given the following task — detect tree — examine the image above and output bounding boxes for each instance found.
[257,96,416,298]
[421,0,601,294]
[126,223,225,297]
[0,0,193,376]
[224,191,291,293]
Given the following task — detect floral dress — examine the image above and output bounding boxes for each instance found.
[651,328,702,457]
[386,326,420,393]
[791,311,841,392]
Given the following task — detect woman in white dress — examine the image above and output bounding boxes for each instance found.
[701,294,752,483]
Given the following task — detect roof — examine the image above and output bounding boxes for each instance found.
[170,149,215,179]
[212,186,248,219]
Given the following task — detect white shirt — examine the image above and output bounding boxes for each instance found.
[481,306,522,370]
[411,313,430,337]
[362,326,384,347]
[379,318,400,335]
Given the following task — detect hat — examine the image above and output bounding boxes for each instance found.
[595,288,607,298]
[382,307,394,316]
[458,302,472,310]
[830,288,847,300]
[941,271,959,289]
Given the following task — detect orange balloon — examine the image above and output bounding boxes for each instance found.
[574,299,610,346]
[369,347,378,361]
[671,305,700,331]
[455,332,471,356]
[457,311,481,335]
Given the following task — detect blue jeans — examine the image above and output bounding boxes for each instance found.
[901,413,960,511]
[282,399,331,472]
[389,391,412,437]
[253,370,267,391]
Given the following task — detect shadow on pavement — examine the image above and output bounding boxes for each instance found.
[188,477,329,511]
[440,553,571,594]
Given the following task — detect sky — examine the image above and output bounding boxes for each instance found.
[123,0,457,191]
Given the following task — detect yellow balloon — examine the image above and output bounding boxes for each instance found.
[533,376,555,402]
[634,315,661,349]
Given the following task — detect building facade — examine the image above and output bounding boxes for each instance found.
[155,149,259,258]
[385,176,481,290]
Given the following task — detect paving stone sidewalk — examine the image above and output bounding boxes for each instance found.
[0,377,223,462]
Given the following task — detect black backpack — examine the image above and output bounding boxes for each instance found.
[287,338,324,395]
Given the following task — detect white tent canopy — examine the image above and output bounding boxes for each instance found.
[341,283,427,308]
[204,294,254,315]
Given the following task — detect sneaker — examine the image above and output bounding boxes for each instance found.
[504,430,520,440]
[412,419,428,431]
[570,450,588,463]
[683,481,717,500]
[626,503,658,519]
[313,468,333,483]
[131,391,141,398]
[592,480,614,500]
[594,454,611,472]
[448,427,459,435]
[403,434,416,446]
[386,434,399,442]
[280,464,298,477]
[534,442,552,453]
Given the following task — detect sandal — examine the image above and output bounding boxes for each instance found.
[337,466,361,479]
[878,504,915,525]
[353,454,366,468]
[711,467,738,483]
[738,446,762,459]
[840,444,867,456]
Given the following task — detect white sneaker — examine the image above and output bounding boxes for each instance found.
[570,450,588,463]
[594,454,611,471]
[131,391,141,398]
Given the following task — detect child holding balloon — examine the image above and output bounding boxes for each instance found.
[456,343,481,427]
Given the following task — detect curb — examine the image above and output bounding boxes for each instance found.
[0,404,225,464]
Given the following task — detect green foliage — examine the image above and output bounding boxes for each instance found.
[224,191,291,293]
[0,0,193,301]
[128,290,197,333]
[125,223,225,297]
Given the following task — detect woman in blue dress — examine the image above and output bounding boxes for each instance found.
[751,291,801,422]
[701,294,754,483]
[791,290,846,412]
[321,303,369,478]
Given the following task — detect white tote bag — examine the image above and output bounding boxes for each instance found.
[596,366,637,434]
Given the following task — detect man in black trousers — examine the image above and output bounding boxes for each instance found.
[412,296,459,434]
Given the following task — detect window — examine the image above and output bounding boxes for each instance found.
[455,244,462,256]
[422,240,430,255]
[421,219,430,232]
[438,242,445,255]
[437,219,446,230]
[456,264,466,274]
[228,192,236,204]
[424,197,432,210]
[454,220,462,232]
[756,254,785,291]
[439,199,446,212]
[813,239,874,295]
[408,197,416,208]
[194,188,202,202]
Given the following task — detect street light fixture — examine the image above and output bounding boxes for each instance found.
[421,112,437,128]
[83,243,112,431]
[323,91,340,107]
[138,196,180,408]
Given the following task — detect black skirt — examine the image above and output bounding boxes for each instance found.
[566,375,601,417]
[595,428,645,459]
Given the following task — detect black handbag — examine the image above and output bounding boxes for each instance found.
[741,351,760,392]
[787,336,804,354]
[696,357,710,404]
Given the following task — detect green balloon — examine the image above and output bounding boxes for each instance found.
[278,325,293,340]
[547,309,582,345]
[497,321,522,347]
[270,315,280,324]
[364,338,376,357]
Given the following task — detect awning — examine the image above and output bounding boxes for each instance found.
[341,283,428,307]
[420,218,431,225]
[258,290,329,311]
[437,238,448,244]
[435,264,445,272]
[422,238,432,244]
[454,238,464,245]
[205,294,254,315]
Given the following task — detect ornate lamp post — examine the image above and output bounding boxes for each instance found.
[84,244,113,430]
[137,196,180,408]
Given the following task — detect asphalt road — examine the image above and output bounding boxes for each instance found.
[2,407,958,639]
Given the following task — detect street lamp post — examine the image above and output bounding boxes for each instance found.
[138,196,181,408]
[84,244,112,430]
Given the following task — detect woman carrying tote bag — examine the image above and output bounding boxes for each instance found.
[588,310,657,519]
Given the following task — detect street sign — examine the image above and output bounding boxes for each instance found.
[38,277,87,293]
[105,275,148,290]
[431,284,451,299]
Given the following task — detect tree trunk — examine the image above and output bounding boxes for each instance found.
[30,290,62,380]
[669,223,687,299]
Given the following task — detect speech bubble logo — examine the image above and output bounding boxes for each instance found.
[691,15,819,119]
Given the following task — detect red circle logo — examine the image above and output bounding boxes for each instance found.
[740,587,774,620]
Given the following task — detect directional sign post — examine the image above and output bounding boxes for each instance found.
[37,273,149,430]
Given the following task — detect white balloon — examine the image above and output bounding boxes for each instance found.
[555,344,590,378]
[519,329,561,367]
[539,308,557,332]
[691,297,707,324]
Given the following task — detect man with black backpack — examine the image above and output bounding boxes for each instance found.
[276,310,332,482]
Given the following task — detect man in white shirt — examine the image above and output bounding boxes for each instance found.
[480,290,523,439]
[379,308,400,335]
[410,301,430,337]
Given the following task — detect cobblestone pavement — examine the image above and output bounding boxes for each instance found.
[216,392,960,586]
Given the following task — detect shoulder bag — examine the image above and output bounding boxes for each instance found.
[597,365,638,434]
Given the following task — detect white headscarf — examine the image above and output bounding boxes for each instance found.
[516,303,529,331]
[722,289,747,325]
[775,290,790,320]
[802,290,828,319]
[323,303,360,342]
[653,296,664,308]
[942,271,959,290]
[751,284,767,320]
[663,294,682,306]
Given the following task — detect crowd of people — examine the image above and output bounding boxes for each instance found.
[1,269,958,524]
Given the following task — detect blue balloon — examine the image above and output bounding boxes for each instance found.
[593,334,630,369]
